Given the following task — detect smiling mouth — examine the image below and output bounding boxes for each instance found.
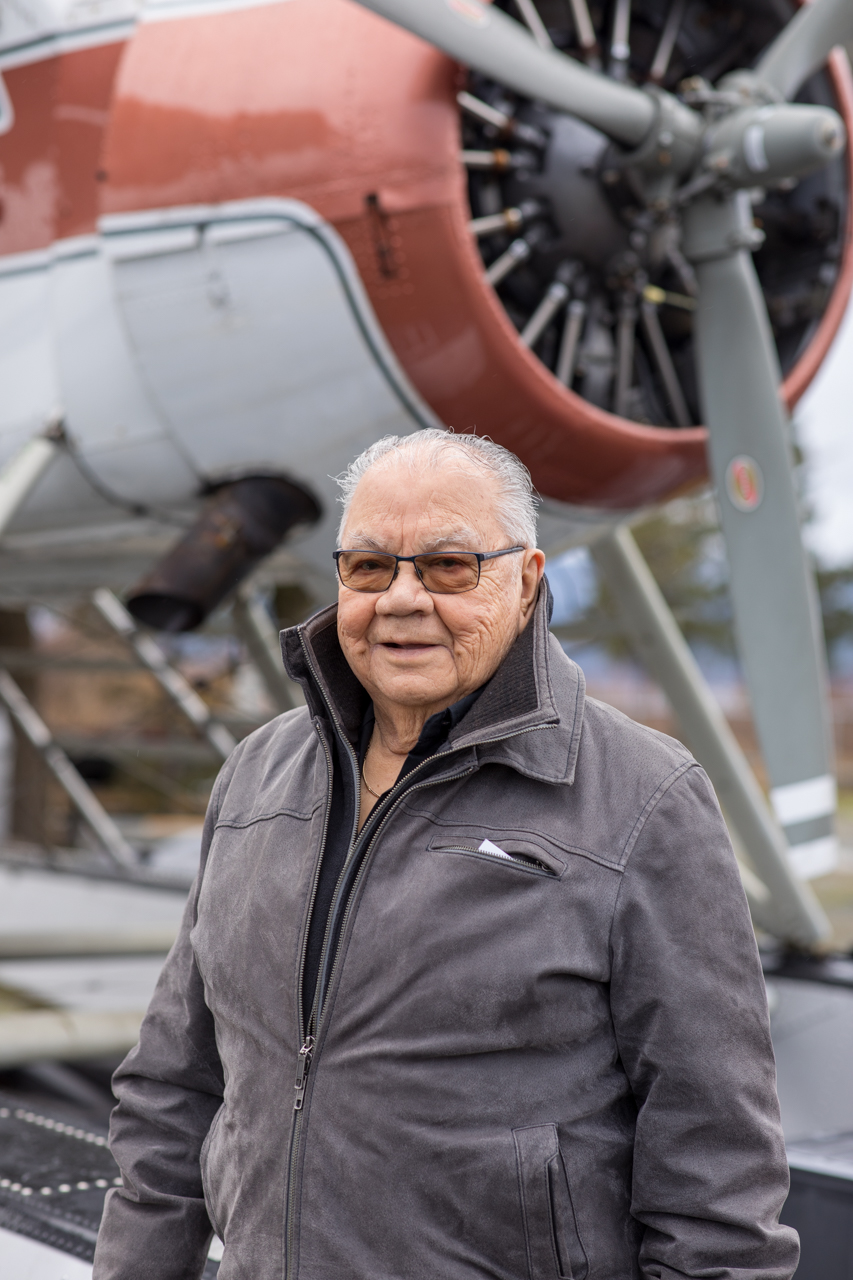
[380,641,438,650]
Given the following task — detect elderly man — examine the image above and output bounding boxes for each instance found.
[94,430,797,1280]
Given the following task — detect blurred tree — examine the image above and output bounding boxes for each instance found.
[552,492,853,675]
[817,565,853,671]
[551,494,736,660]
[629,498,735,656]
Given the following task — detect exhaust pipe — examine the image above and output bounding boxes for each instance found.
[126,476,320,631]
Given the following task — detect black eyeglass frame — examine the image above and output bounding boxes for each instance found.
[333,546,525,594]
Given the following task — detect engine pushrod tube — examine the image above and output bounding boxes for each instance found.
[640,300,692,427]
[567,0,598,58]
[512,0,552,50]
[555,299,586,385]
[614,298,638,417]
[609,0,631,79]
[520,280,570,347]
[649,0,685,84]
[485,237,532,286]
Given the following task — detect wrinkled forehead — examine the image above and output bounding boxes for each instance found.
[340,458,506,551]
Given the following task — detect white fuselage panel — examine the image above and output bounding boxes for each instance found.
[0,199,438,598]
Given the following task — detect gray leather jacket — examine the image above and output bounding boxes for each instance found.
[93,588,798,1280]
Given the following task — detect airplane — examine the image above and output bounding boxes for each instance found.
[2,0,853,1273]
[0,0,849,914]
[0,0,850,932]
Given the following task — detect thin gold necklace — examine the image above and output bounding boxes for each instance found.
[361,739,383,798]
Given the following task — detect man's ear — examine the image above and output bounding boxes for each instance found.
[520,549,546,619]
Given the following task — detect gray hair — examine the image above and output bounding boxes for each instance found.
[336,429,539,548]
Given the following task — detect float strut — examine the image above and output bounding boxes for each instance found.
[590,524,830,947]
[0,669,138,868]
[92,590,237,761]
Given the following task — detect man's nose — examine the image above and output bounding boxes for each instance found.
[376,561,432,610]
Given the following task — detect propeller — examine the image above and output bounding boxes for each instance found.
[683,194,838,883]
[756,0,853,103]
[352,0,657,146]
[679,0,850,882]
[351,0,849,914]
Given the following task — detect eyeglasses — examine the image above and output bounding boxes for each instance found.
[334,547,524,594]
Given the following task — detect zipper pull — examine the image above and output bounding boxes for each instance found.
[293,1036,316,1111]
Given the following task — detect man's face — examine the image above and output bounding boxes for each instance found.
[336,459,545,715]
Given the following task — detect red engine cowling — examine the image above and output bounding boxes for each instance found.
[1,0,850,510]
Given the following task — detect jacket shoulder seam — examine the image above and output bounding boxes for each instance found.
[584,695,693,762]
[620,758,698,867]
[606,760,700,960]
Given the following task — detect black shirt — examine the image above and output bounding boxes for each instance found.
[301,688,482,1024]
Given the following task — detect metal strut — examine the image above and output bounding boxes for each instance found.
[92,590,237,761]
[232,590,305,715]
[0,425,64,542]
[0,669,138,868]
[589,524,831,948]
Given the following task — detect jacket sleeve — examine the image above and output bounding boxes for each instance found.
[609,761,799,1280]
[93,754,240,1280]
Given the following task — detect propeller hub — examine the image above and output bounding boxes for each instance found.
[703,102,847,190]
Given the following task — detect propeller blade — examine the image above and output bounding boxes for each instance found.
[684,194,837,881]
[349,0,655,146]
[756,0,853,101]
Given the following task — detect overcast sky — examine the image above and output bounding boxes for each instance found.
[796,302,853,568]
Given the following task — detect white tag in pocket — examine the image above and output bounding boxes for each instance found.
[478,838,512,860]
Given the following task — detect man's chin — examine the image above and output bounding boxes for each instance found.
[372,665,458,709]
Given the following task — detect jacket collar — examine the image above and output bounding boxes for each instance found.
[280,581,585,786]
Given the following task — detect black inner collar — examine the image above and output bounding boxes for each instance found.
[358,685,484,789]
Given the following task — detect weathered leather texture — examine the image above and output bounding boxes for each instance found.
[93,589,798,1280]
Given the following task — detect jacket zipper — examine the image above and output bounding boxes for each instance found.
[312,764,477,1037]
[293,1036,315,1111]
[284,637,367,1279]
[283,717,335,1276]
[295,721,335,1048]
[284,630,547,1277]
